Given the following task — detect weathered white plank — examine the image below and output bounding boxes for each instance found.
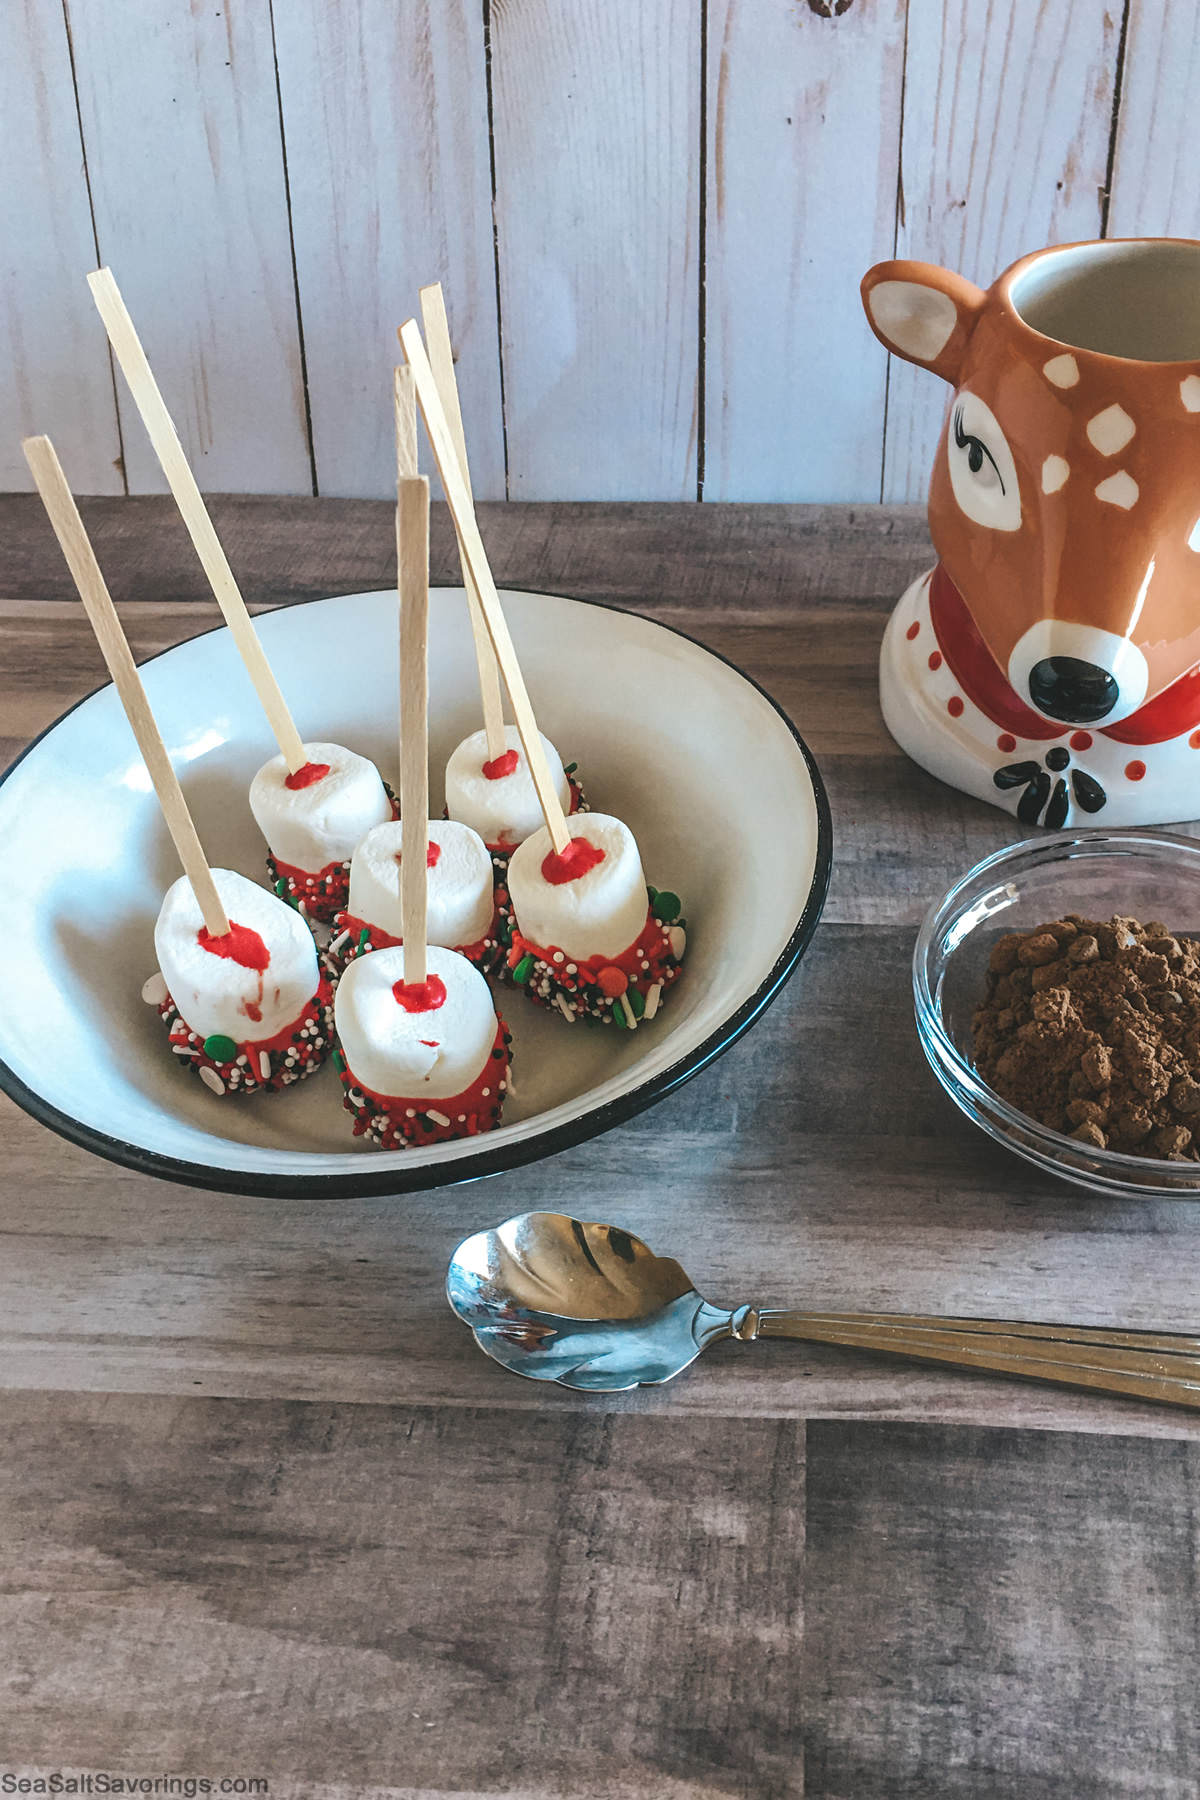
[273,0,505,501]
[882,1,1119,504]
[1107,8,1200,238]
[65,0,311,495]
[704,0,906,502]
[490,0,701,501]
[0,0,123,494]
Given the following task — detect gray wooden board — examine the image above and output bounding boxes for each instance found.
[5,500,1200,1788]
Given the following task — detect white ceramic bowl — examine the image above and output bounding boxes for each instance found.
[0,589,831,1196]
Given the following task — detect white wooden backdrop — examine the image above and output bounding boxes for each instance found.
[5,0,1197,504]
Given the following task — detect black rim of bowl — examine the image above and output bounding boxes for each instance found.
[0,590,833,1199]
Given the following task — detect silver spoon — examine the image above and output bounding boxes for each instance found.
[447,1210,1200,1408]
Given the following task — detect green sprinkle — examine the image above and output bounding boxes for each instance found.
[513,953,535,986]
[564,762,578,775]
[203,1033,238,1064]
[332,1048,346,1074]
[611,998,627,1029]
[627,986,645,1018]
[358,928,370,950]
[646,884,658,903]
[653,890,681,922]
[274,879,288,899]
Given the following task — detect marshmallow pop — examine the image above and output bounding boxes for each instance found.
[332,395,509,1148]
[22,433,334,1101]
[87,267,395,929]
[505,814,686,1028]
[326,816,503,978]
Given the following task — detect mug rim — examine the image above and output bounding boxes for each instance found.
[1001,235,1200,367]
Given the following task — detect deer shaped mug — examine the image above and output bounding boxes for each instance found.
[863,239,1200,828]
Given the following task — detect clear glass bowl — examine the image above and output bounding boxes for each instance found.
[913,829,1200,1199]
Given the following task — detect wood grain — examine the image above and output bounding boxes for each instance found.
[0,0,123,494]
[65,0,311,494]
[882,0,1121,503]
[272,0,505,501]
[1107,6,1200,236]
[704,0,906,501]
[490,0,701,500]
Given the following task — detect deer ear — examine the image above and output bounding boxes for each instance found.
[861,260,986,384]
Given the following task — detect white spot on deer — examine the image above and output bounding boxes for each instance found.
[1095,471,1139,509]
[1043,354,1080,388]
[1087,404,1136,456]
[1181,375,1200,413]
[1188,518,1200,552]
[1042,455,1070,494]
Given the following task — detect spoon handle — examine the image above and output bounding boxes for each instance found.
[748,1310,1200,1408]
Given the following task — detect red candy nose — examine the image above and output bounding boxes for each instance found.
[392,974,448,1012]
[541,837,605,885]
[483,749,519,780]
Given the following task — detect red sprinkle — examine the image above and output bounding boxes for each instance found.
[906,621,920,640]
[1071,731,1093,751]
[483,749,519,780]
[198,921,271,971]
[284,760,331,791]
[393,974,448,1012]
[1125,760,1147,782]
[997,733,1017,753]
[542,837,606,885]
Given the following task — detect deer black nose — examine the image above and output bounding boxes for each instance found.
[1028,656,1119,724]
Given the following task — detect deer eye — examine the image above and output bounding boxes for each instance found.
[947,392,1022,532]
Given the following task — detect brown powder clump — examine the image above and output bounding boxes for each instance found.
[973,913,1200,1161]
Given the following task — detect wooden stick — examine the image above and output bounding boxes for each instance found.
[397,474,431,986]
[22,436,231,937]
[418,282,507,763]
[87,267,308,775]
[398,318,572,854]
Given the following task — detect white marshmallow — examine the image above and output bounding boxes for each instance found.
[249,740,392,871]
[334,944,498,1100]
[348,819,495,949]
[154,868,319,1044]
[506,813,649,961]
[445,725,571,848]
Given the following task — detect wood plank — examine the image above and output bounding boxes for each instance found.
[273,0,505,501]
[0,0,123,494]
[704,0,906,501]
[0,1389,800,1795]
[65,0,312,495]
[1107,8,1200,237]
[490,0,701,500]
[882,1,1120,503]
[0,495,934,608]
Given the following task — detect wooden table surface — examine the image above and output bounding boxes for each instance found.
[5,497,1200,1799]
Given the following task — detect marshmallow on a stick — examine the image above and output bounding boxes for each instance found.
[328,818,502,975]
[506,813,686,1028]
[148,868,334,1096]
[250,740,395,923]
[333,925,509,1148]
[445,725,586,863]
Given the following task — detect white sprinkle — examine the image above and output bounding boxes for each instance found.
[620,993,638,1030]
[645,982,662,1020]
[406,1108,416,1118]
[141,972,169,1006]
[328,931,350,956]
[669,926,687,959]
[199,1065,226,1096]
[259,1051,272,1081]
[171,1044,197,1056]
[427,1109,451,1128]
[555,994,576,1023]
[553,951,565,963]
[566,963,577,974]
[458,1115,466,1123]
[482,1087,491,1097]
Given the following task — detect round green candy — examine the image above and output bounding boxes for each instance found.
[203,1033,239,1064]
[653,891,681,922]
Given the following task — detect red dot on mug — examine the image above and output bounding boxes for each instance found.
[906,621,920,641]
[1070,731,1093,751]
[997,733,1017,753]
[928,651,943,671]
[1125,760,1146,782]
[947,696,964,718]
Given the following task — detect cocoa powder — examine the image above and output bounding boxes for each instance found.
[972,913,1200,1161]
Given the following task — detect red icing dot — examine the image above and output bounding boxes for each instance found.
[906,621,920,641]
[395,842,443,869]
[1125,760,1147,782]
[997,733,1017,753]
[392,974,448,1012]
[284,760,331,791]
[483,749,519,780]
[928,651,943,671]
[947,696,964,718]
[542,837,605,885]
[1070,731,1093,751]
[596,966,628,998]
[198,921,271,971]
[1190,731,1200,750]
